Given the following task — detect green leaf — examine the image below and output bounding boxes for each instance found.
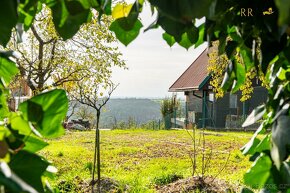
[0,126,11,140]
[260,38,283,74]
[225,41,238,59]
[274,83,284,98]
[242,105,266,127]
[240,48,254,71]
[19,89,68,138]
[102,0,112,15]
[275,0,290,25]
[240,188,254,193]
[217,34,226,54]
[6,135,24,152]
[255,134,271,153]
[241,137,261,155]
[43,165,57,180]
[111,0,142,32]
[0,0,18,46]
[195,24,205,48]
[244,154,272,189]
[271,115,290,169]
[23,136,48,153]
[26,101,44,123]
[149,0,214,21]
[162,33,175,47]
[283,46,290,62]
[18,0,40,31]
[229,32,243,43]
[65,0,87,15]
[0,162,38,193]
[10,113,32,136]
[144,20,158,32]
[110,18,143,46]
[112,3,133,19]
[0,53,19,87]
[0,89,9,119]
[231,60,246,93]
[277,67,286,80]
[9,151,49,193]
[280,162,290,186]
[92,0,112,17]
[157,15,187,42]
[186,26,199,44]
[221,61,235,91]
[49,0,92,40]
[241,122,267,155]
[178,32,194,49]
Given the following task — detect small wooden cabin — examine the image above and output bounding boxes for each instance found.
[169,49,267,129]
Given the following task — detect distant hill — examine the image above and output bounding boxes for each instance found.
[99,98,162,128]
[68,98,163,128]
[68,98,186,129]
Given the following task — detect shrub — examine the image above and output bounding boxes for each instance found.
[154,173,183,186]
[160,95,180,129]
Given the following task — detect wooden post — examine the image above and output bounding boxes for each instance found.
[185,101,188,128]
[174,109,177,128]
[202,90,207,128]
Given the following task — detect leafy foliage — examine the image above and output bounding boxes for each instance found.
[207,42,228,98]
[160,95,180,118]
[0,1,18,46]
[19,89,68,138]
[106,0,290,192]
[208,41,268,102]
[0,67,68,192]
[1,1,125,191]
[160,95,180,129]
[0,0,290,192]
[7,6,125,93]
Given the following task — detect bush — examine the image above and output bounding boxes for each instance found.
[112,119,165,130]
[154,173,183,186]
[160,95,180,129]
[57,179,78,192]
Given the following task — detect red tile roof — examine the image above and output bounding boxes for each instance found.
[169,48,209,92]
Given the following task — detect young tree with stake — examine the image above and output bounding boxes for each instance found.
[69,78,118,193]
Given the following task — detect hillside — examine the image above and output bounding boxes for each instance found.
[99,98,162,128]
[68,98,163,128]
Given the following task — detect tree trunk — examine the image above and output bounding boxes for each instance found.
[92,110,101,193]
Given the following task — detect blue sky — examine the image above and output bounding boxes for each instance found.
[111,3,207,98]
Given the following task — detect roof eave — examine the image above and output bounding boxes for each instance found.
[168,87,199,92]
[198,75,211,90]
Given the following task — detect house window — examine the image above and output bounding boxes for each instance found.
[230,94,237,108]
[209,93,215,102]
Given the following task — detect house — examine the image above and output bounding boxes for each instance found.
[169,48,267,129]
[9,79,32,111]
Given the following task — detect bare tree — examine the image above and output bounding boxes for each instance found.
[66,101,79,120]
[70,81,118,193]
[75,106,94,121]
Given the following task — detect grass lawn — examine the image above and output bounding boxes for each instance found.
[40,129,254,192]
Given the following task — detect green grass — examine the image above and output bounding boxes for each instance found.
[40,129,254,192]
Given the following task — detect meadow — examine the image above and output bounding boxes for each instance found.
[40,129,254,192]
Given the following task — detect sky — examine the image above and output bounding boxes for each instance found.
[110,3,207,98]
